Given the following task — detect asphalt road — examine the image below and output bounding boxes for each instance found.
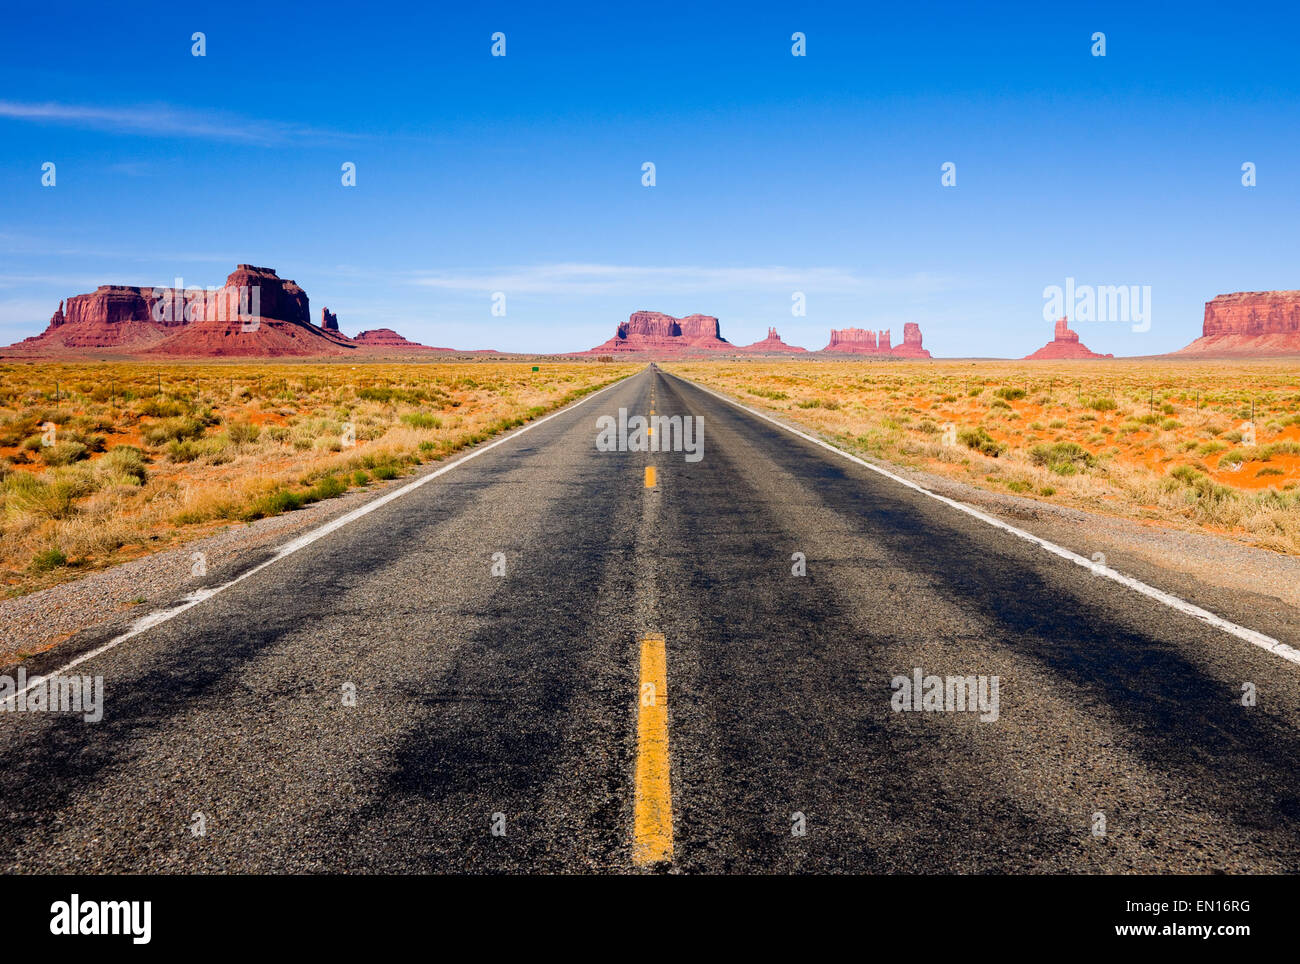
[3,365,1299,873]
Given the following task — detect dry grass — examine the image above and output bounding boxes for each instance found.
[0,360,635,596]
[665,358,1300,555]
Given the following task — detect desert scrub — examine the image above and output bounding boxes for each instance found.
[29,548,68,572]
[226,420,261,445]
[1029,441,1096,476]
[663,358,1300,555]
[795,398,841,410]
[142,416,206,446]
[3,472,86,519]
[40,440,90,467]
[400,412,442,429]
[958,426,1003,457]
[98,446,147,484]
[0,361,636,595]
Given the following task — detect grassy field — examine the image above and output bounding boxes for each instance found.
[0,360,634,597]
[665,359,1300,555]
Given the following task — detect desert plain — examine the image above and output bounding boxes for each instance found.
[3,355,1298,609]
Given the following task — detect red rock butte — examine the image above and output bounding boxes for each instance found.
[3,265,455,358]
[353,329,458,352]
[1173,290,1300,356]
[1024,317,1113,359]
[582,311,732,354]
[741,327,808,353]
[822,322,930,358]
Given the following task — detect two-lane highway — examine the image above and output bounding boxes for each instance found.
[2,365,1299,873]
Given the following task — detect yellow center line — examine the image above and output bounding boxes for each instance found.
[634,633,673,865]
[644,465,656,487]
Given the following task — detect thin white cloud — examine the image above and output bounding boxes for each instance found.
[0,100,353,145]
[407,263,957,296]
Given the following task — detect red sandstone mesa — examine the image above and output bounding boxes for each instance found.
[146,265,359,358]
[25,286,180,350]
[822,322,930,357]
[584,311,733,353]
[3,265,446,357]
[352,328,474,352]
[741,327,808,352]
[1173,290,1300,356]
[1023,316,1113,360]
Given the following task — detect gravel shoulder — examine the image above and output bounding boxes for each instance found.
[0,471,406,664]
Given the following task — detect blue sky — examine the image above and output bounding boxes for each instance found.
[1,0,1297,356]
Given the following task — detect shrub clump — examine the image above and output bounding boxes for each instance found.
[958,426,1003,457]
[142,416,205,446]
[1029,441,1096,476]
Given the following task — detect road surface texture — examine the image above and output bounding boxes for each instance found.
[3,365,1299,874]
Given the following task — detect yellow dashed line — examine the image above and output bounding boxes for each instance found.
[644,465,656,487]
[634,633,673,865]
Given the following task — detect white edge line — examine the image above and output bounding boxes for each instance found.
[674,372,1300,668]
[2,370,638,703]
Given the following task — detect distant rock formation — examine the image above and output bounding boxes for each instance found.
[1023,316,1112,359]
[16,285,179,350]
[1173,291,1300,356]
[354,329,448,351]
[824,327,879,352]
[224,265,311,325]
[822,323,930,357]
[145,265,353,357]
[3,265,448,358]
[583,311,732,353]
[894,323,930,358]
[62,286,165,328]
[741,327,807,352]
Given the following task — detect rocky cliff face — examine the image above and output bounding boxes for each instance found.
[822,324,930,357]
[824,327,878,352]
[26,286,176,349]
[1023,317,1112,359]
[4,265,442,357]
[62,286,168,327]
[584,311,732,353]
[143,265,351,357]
[893,322,931,358]
[1173,291,1300,356]
[1202,291,1300,336]
[217,264,310,325]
